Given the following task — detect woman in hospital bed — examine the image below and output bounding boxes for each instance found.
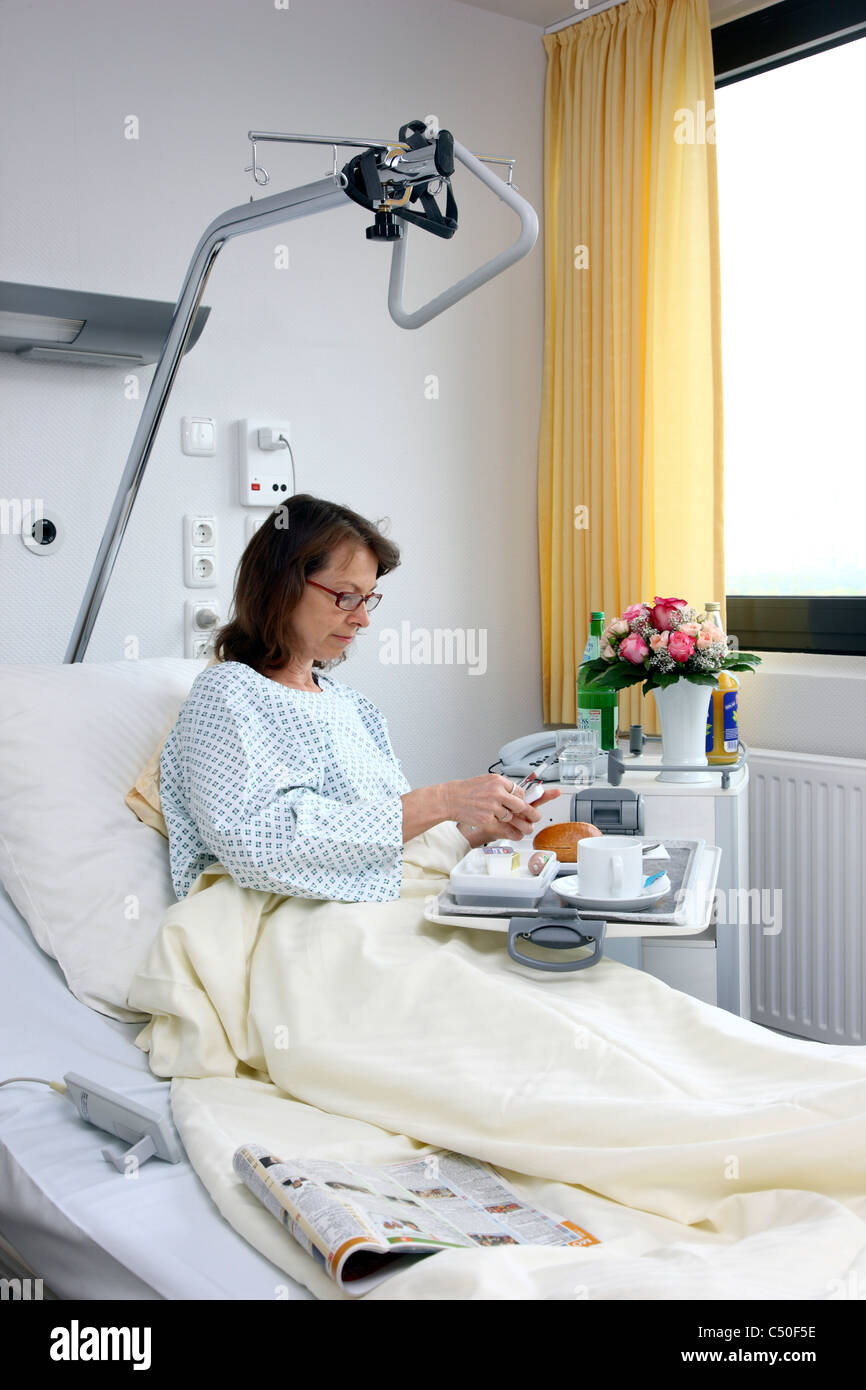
[158,490,559,904]
[131,491,866,1302]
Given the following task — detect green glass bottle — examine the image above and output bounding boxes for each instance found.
[577,610,618,751]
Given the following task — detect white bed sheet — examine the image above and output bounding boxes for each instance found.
[0,883,313,1300]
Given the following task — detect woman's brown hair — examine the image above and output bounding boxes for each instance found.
[213,493,400,675]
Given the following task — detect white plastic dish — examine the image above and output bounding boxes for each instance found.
[448,846,560,906]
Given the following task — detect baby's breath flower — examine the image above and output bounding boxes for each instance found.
[651,651,677,674]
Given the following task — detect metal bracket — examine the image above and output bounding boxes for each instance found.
[607,742,749,792]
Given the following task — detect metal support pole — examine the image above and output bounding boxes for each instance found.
[64,174,347,663]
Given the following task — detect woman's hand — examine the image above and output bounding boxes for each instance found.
[445,775,561,847]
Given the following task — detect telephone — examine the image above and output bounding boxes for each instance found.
[492,731,560,780]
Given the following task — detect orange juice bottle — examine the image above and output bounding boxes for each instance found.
[707,670,740,764]
[704,602,740,764]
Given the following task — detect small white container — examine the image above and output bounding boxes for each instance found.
[481,845,520,876]
[448,847,559,906]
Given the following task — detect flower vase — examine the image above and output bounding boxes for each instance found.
[651,679,715,784]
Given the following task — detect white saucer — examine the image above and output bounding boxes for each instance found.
[550,873,672,912]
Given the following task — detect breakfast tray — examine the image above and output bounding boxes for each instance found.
[425,839,715,930]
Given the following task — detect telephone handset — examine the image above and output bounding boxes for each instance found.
[491,731,559,780]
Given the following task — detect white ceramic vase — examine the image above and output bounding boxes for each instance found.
[651,679,715,784]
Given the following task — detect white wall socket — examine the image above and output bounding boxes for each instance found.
[184,514,217,587]
[185,599,220,659]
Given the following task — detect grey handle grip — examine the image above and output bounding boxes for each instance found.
[387,138,538,329]
[507,918,607,973]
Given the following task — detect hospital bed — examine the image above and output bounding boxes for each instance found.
[3,654,865,1304]
[0,861,312,1301]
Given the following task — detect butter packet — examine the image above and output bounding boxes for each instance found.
[482,845,520,876]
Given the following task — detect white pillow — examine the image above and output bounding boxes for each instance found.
[0,657,206,1021]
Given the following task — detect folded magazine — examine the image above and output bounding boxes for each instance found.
[233,1142,600,1296]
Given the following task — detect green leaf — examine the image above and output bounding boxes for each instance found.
[577,659,609,681]
[683,672,721,687]
[590,671,644,692]
[581,659,643,689]
[647,670,680,690]
[614,671,653,690]
[585,667,631,688]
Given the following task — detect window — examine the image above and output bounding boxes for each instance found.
[712,0,866,653]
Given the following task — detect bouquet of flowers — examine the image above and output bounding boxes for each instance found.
[579,597,761,695]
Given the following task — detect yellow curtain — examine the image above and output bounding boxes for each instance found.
[538,0,724,731]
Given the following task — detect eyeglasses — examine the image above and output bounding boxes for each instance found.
[306,579,383,612]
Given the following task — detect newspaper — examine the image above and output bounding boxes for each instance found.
[233,1143,600,1295]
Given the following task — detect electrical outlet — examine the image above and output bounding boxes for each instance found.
[185,599,220,658]
[184,514,217,588]
[190,517,215,547]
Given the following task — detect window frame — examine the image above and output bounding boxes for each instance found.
[713,0,866,655]
[713,0,866,88]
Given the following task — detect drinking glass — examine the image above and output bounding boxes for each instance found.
[555,728,599,785]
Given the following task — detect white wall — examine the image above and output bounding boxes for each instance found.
[0,0,547,788]
[740,653,866,761]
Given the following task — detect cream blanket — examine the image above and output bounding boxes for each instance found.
[127,824,866,1301]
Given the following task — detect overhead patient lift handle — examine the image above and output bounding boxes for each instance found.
[63,120,538,664]
[387,137,539,329]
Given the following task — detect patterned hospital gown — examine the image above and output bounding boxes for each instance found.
[159,660,412,902]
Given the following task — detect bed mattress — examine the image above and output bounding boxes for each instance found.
[0,883,313,1300]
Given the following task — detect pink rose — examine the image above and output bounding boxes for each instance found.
[619,632,650,665]
[649,596,688,631]
[622,603,648,623]
[649,630,669,651]
[610,618,629,636]
[668,631,696,663]
[679,622,700,638]
[601,641,617,661]
[696,622,723,650]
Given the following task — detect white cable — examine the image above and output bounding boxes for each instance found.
[0,1076,67,1094]
[278,434,296,493]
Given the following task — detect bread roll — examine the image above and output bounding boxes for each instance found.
[532,820,602,862]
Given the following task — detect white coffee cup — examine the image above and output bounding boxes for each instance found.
[577,835,643,900]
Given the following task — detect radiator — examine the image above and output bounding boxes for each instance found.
[749,748,866,1045]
